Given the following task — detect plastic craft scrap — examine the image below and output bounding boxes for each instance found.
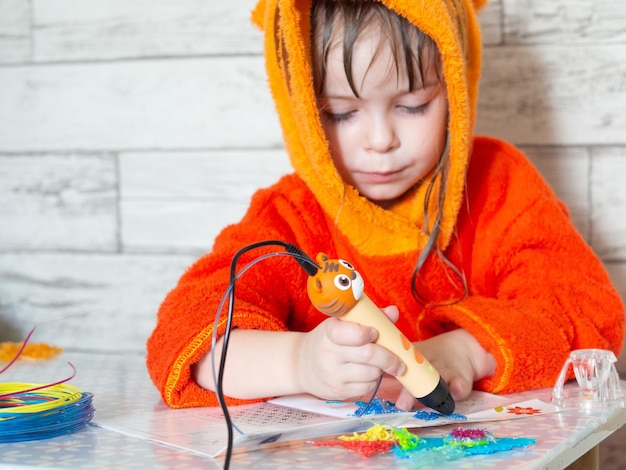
[393,427,537,466]
[311,424,418,457]
[0,342,62,362]
[310,425,536,462]
[352,399,468,421]
[351,397,405,416]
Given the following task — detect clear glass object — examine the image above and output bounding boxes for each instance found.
[551,349,624,410]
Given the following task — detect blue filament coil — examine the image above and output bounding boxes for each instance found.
[0,383,95,442]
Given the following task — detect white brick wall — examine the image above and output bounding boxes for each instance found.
[0,0,624,370]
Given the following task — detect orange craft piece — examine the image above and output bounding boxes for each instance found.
[0,342,63,362]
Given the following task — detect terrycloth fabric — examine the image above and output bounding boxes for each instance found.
[250,0,484,254]
[146,0,625,408]
[146,137,625,408]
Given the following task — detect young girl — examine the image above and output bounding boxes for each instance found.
[146,0,624,411]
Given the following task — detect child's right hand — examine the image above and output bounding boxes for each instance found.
[295,315,406,401]
[392,328,497,410]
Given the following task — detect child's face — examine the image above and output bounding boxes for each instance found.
[317,27,448,207]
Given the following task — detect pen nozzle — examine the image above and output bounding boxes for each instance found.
[418,376,455,415]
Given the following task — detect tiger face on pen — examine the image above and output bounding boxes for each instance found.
[307,253,365,317]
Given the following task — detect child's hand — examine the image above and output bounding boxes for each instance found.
[296,313,406,401]
[393,328,496,410]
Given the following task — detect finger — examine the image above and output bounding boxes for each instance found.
[394,386,416,411]
[447,376,473,401]
[325,318,377,346]
[339,343,406,378]
[334,362,385,384]
[337,380,383,401]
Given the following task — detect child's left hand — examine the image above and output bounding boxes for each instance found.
[380,306,496,411]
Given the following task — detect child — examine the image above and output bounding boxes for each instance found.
[146,0,624,411]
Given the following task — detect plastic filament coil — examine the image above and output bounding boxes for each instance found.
[0,382,95,442]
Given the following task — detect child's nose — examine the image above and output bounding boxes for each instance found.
[366,115,399,153]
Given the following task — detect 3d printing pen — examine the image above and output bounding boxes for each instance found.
[302,252,455,415]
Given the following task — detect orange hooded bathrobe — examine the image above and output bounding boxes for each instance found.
[146,0,625,408]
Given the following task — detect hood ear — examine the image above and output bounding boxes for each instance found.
[251,0,267,30]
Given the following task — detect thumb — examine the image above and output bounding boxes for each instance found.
[380,305,400,323]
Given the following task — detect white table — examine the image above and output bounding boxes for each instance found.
[0,352,624,469]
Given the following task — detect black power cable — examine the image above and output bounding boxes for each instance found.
[215,241,318,469]
[214,240,384,469]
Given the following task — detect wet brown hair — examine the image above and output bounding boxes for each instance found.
[311,0,443,97]
[310,0,467,305]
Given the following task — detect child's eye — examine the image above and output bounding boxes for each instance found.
[399,103,429,115]
[324,110,356,123]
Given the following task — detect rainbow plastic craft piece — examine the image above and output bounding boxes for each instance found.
[393,427,537,464]
[311,423,419,457]
[310,424,536,462]
[307,253,455,415]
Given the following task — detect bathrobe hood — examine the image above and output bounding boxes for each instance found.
[251,0,487,255]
